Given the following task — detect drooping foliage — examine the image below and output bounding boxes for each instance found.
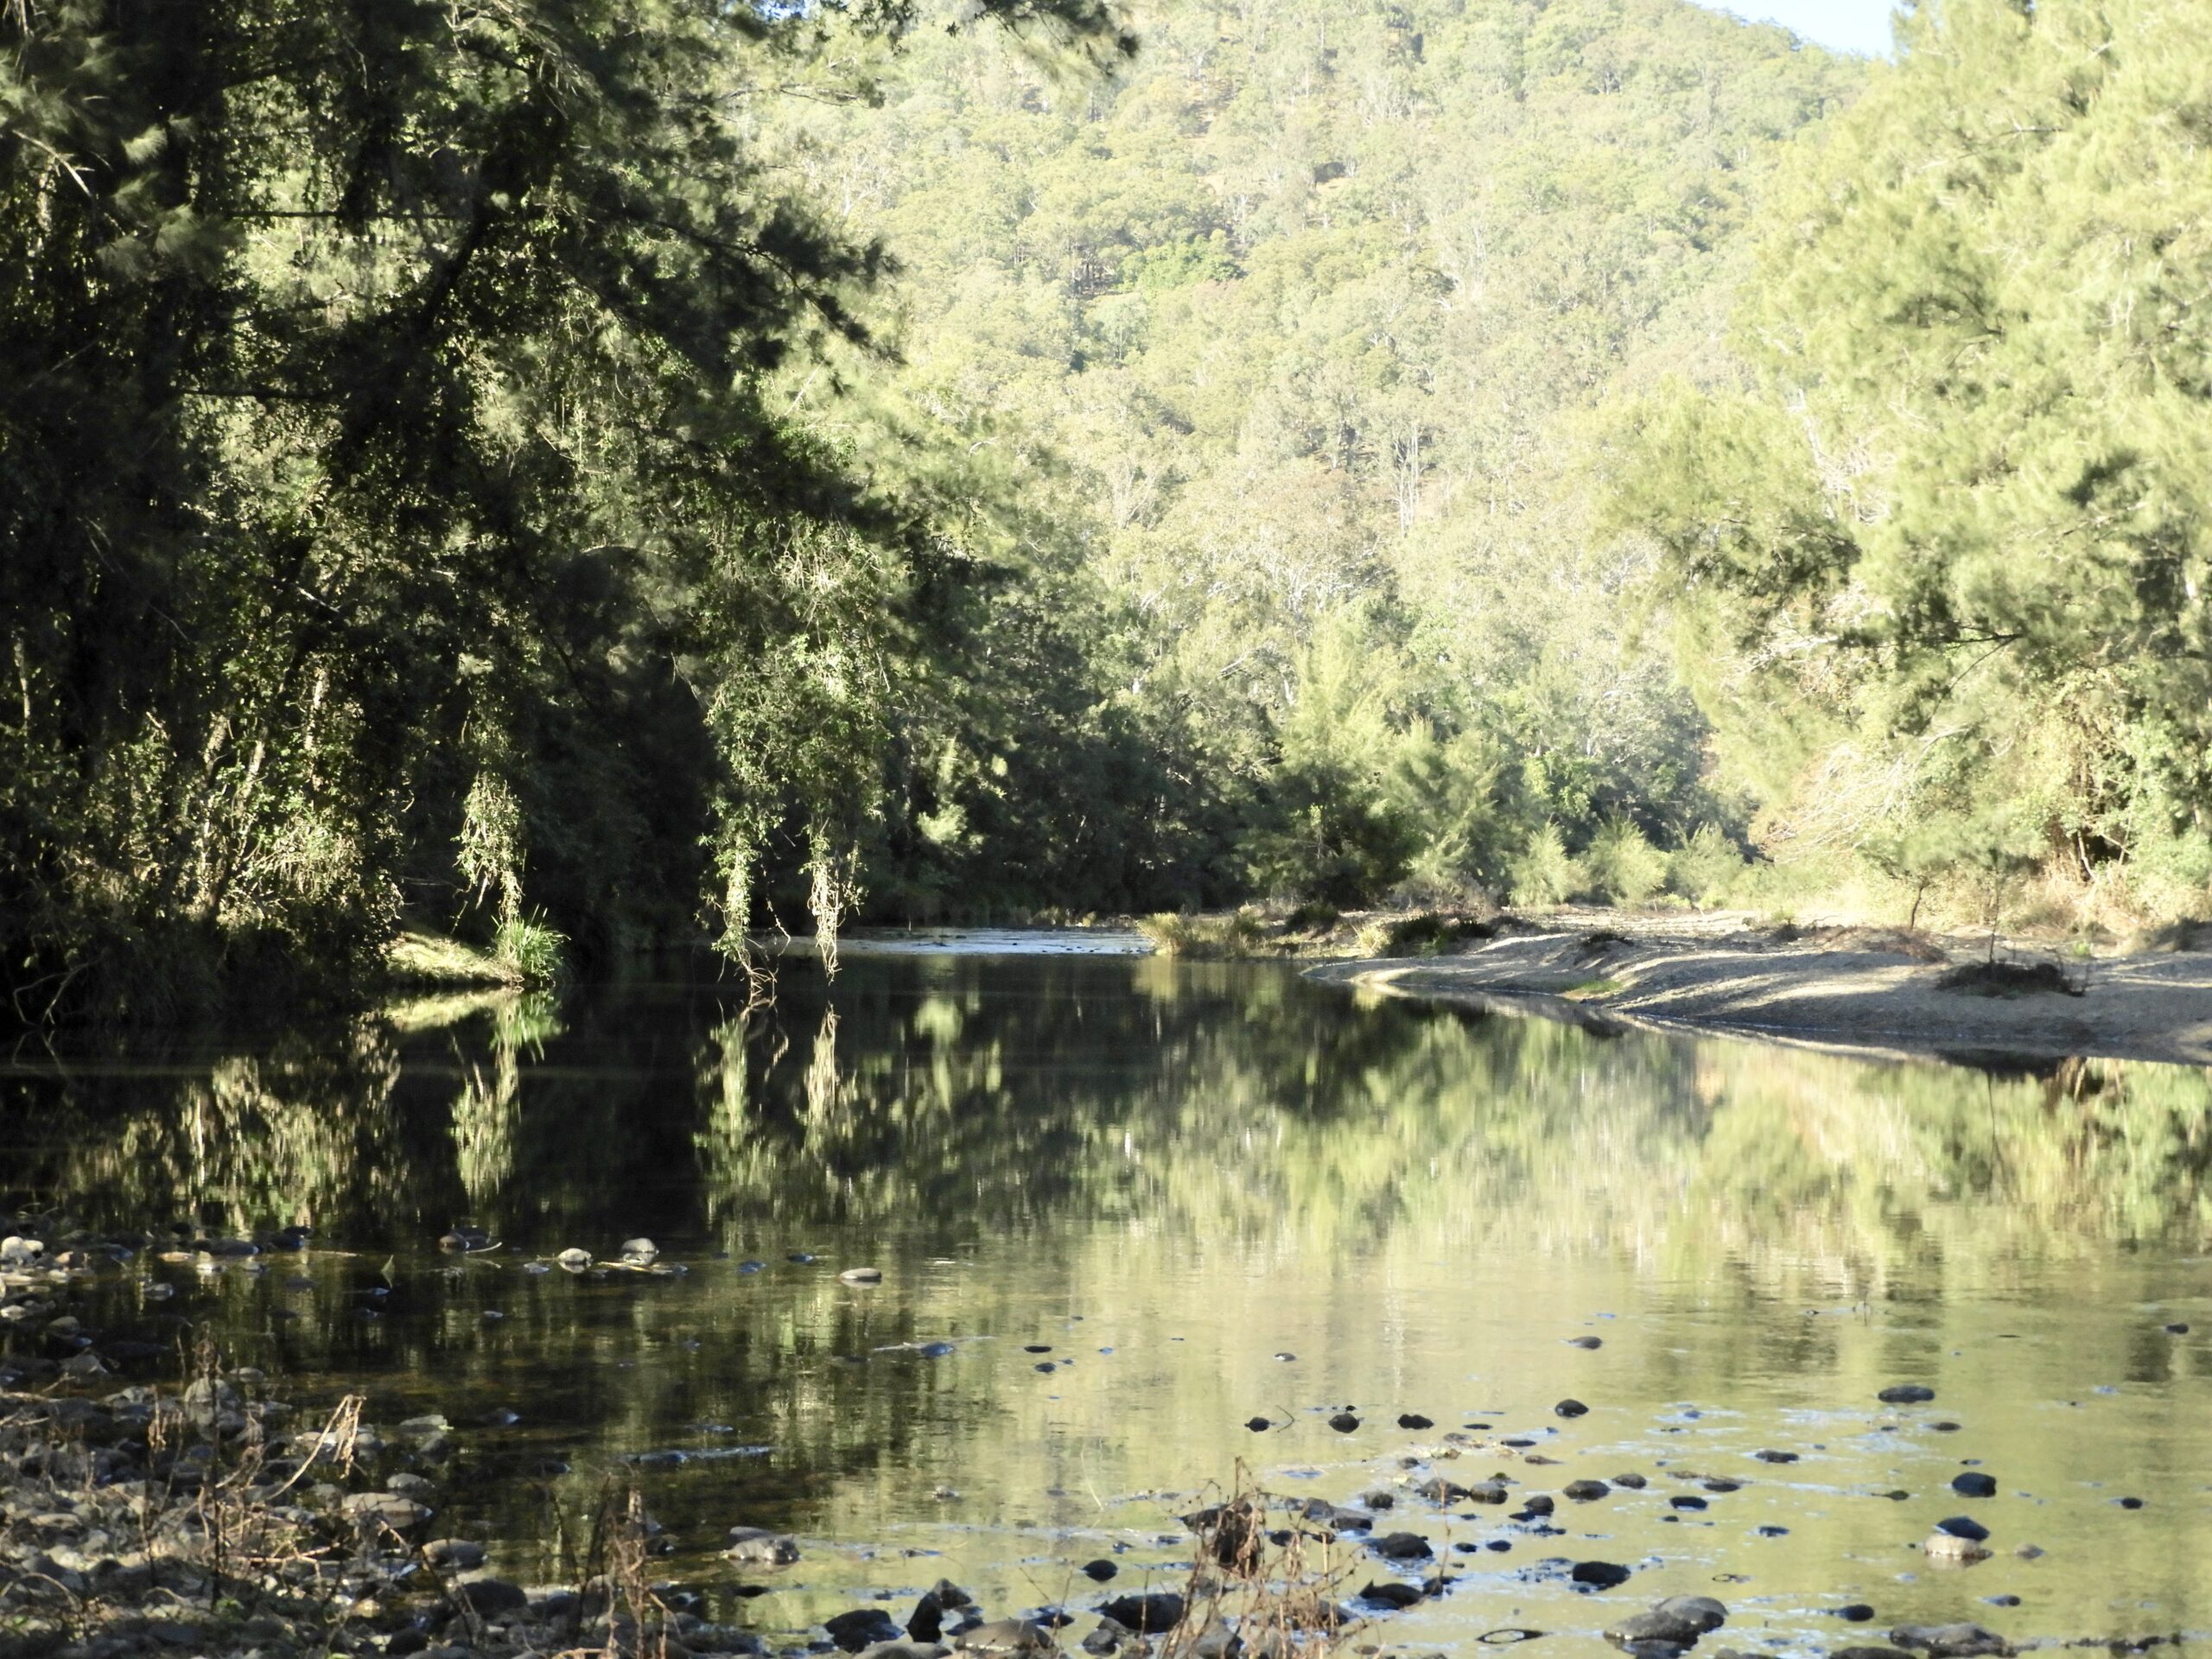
[0,0,1121,1017]
[1612,0,2212,916]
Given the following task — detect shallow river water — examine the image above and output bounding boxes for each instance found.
[6,934,2212,1654]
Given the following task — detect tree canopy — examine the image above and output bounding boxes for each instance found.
[1613,0,2212,917]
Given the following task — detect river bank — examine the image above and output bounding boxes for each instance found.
[1305,917,2212,1067]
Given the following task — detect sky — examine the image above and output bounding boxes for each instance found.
[1696,1,1898,58]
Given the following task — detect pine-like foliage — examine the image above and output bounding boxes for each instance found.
[1614,0,2212,908]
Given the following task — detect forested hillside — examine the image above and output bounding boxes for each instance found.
[757,0,1862,918]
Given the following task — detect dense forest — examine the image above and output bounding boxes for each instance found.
[3,0,2202,1018]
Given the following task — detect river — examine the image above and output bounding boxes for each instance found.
[3,934,2210,1652]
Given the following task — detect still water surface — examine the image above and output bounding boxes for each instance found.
[7,937,2212,1652]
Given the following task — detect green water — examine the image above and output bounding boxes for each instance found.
[6,935,2212,1653]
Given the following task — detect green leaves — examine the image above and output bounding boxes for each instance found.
[1614,0,2212,913]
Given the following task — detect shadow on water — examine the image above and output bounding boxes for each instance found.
[4,945,2212,1644]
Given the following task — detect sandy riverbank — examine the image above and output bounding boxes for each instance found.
[1306,919,2212,1068]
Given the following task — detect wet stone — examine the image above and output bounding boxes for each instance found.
[1081,1560,1117,1583]
[1359,1582,1424,1610]
[1563,1480,1610,1501]
[826,1611,904,1652]
[1951,1472,1998,1498]
[1397,1413,1433,1430]
[1372,1532,1432,1560]
[1554,1399,1589,1419]
[725,1528,801,1565]
[1328,1413,1360,1433]
[1888,1626,2009,1657]
[1571,1561,1631,1589]
[452,1580,528,1617]
[1878,1386,1936,1405]
[1935,1515,1990,1542]
[1098,1594,1184,1634]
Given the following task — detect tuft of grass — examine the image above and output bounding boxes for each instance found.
[495,911,569,987]
[387,915,569,989]
[1353,910,1490,959]
[1137,909,1275,958]
[388,930,522,988]
[1561,977,1625,1001]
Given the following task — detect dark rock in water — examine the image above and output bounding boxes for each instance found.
[1982,1597,2019,1609]
[1878,1385,1936,1404]
[1485,1541,1511,1553]
[1935,1516,1990,1541]
[1564,1480,1610,1501]
[1669,1496,1707,1512]
[1755,1525,1789,1537]
[1612,1473,1648,1491]
[1702,1478,1740,1494]
[1951,1472,1998,1498]
[1398,1413,1433,1429]
[423,1539,487,1571]
[1572,1561,1632,1589]
[1328,1413,1360,1433]
[1372,1532,1433,1560]
[738,1259,766,1274]
[1082,1560,1118,1583]
[1605,1597,1728,1649]
[828,1611,906,1652]
[1416,1477,1471,1503]
[1100,1594,1185,1634]
[788,1251,819,1264]
[2164,1322,2190,1335]
[906,1580,975,1642]
[454,1580,529,1617]
[2114,1495,2145,1509]
[1929,1421,1961,1432]
[1753,1450,1797,1465]
[1025,1344,1052,1354]
[1555,1398,1589,1418]
[725,1527,802,1565]
[1567,1336,1604,1350]
[1358,1582,1424,1610]
[865,1646,950,1659]
[1464,1480,1511,1505]
[1244,1416,1271,1432]
[1082,1619,1135,1657]
[1887,1624,2009,1657]
[1518,1494,1554,1517]
[1035,1363,1057,1373]
[1833,1649,1917,1659]
[1837,1606,1877,1624]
